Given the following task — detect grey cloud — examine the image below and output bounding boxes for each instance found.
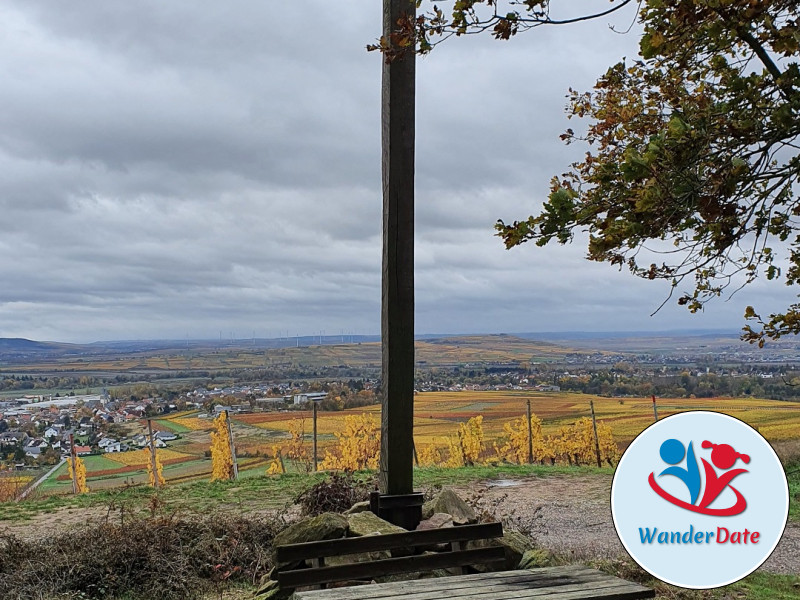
[1,1,772,343]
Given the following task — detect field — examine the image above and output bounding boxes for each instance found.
[39,451,269,494]
[234,391,800,450]
[30,391,800,495]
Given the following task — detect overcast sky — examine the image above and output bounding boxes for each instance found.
[0,1,794,343]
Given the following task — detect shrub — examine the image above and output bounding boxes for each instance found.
[295,472,374,516]
[0,513,281,599]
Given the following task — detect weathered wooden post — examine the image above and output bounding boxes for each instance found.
[526,398,534,464]
[224,410,239,481]
[376,0,422,529]
[590,400,602,468]
[652,395,659,422]
[278,450,286,474]
[312,400,318,472]
[147,419,160,489]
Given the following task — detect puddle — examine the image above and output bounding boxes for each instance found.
[487,479,522,488]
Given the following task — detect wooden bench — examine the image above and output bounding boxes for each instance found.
[276,522,506,592]
[275,522,655,600]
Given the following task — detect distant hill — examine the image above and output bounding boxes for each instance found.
[0,338,86,360]
[0,333,592,372]
[0,338,66,352]
[9,329,784,370]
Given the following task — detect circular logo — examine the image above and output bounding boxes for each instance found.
[611,411,788,589]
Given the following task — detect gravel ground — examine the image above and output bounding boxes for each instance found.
[457,473,800,576]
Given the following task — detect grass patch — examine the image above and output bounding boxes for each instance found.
[594,557,800,599]
[413,463,613,488]
[1,463,605,523]
[788,466,799,522]
[0,491,105,521]
[728,572,800,600]
[151,418,192,434]
[84,454,134,471]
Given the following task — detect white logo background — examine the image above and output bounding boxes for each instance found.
[611,411,789,589]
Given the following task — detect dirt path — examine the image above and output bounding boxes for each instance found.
[456,474,799,575]
[0,505,112,540]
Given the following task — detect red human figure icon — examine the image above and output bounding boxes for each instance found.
[698,441,750,511]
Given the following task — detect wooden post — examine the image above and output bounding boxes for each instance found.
[526,399,534,464]
[412,439,419,467]
[147,419,160,489]
[224,410,239,480]
[69,433,78,495]
[278,451,286,474]
[652,395,659,421]
[379,0,416,498]
[589,400,602,468]
[313,400,318,472]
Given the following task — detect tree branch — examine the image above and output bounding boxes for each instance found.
[734,25,784,83]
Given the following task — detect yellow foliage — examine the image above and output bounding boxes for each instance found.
[282,418,312,473]
[145,448,166,487]
[445,415,485,467]
[170,417,213,431]
[444,435,463,468]
[552,417,619,466]
[417,443,443,466]
[493,413,553,464]
[210,412,235,481]
[0,472,33,502]
[266,445,284,475]
[596,420,621,465]
[105,448,188,466]
[67,456,89,494]
[320,413,380,471]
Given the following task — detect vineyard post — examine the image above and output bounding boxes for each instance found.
[224,410,239,480]
[69,433,78,495]
[312,400,318,472]
[147,420,160,489]
[526,399,534,464]
[589,400,602,468]
[278,450,286,474]
[652,395,659,421]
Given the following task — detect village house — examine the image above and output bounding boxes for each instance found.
[98,437,118,451]
[154,431,177,442]
[0,431,29,445]
[43,426,61,439]
[103,440,122,453]
[291,392,327,405]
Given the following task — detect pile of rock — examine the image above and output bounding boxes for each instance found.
[256,488,553,598]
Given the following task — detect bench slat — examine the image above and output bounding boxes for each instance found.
[292,567,655,600]
[292,565,600,598]
[292,567,611,600]
[276,522,503,563]
[278,546,506,589]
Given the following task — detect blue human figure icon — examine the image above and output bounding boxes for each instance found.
[658,439,701,505]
